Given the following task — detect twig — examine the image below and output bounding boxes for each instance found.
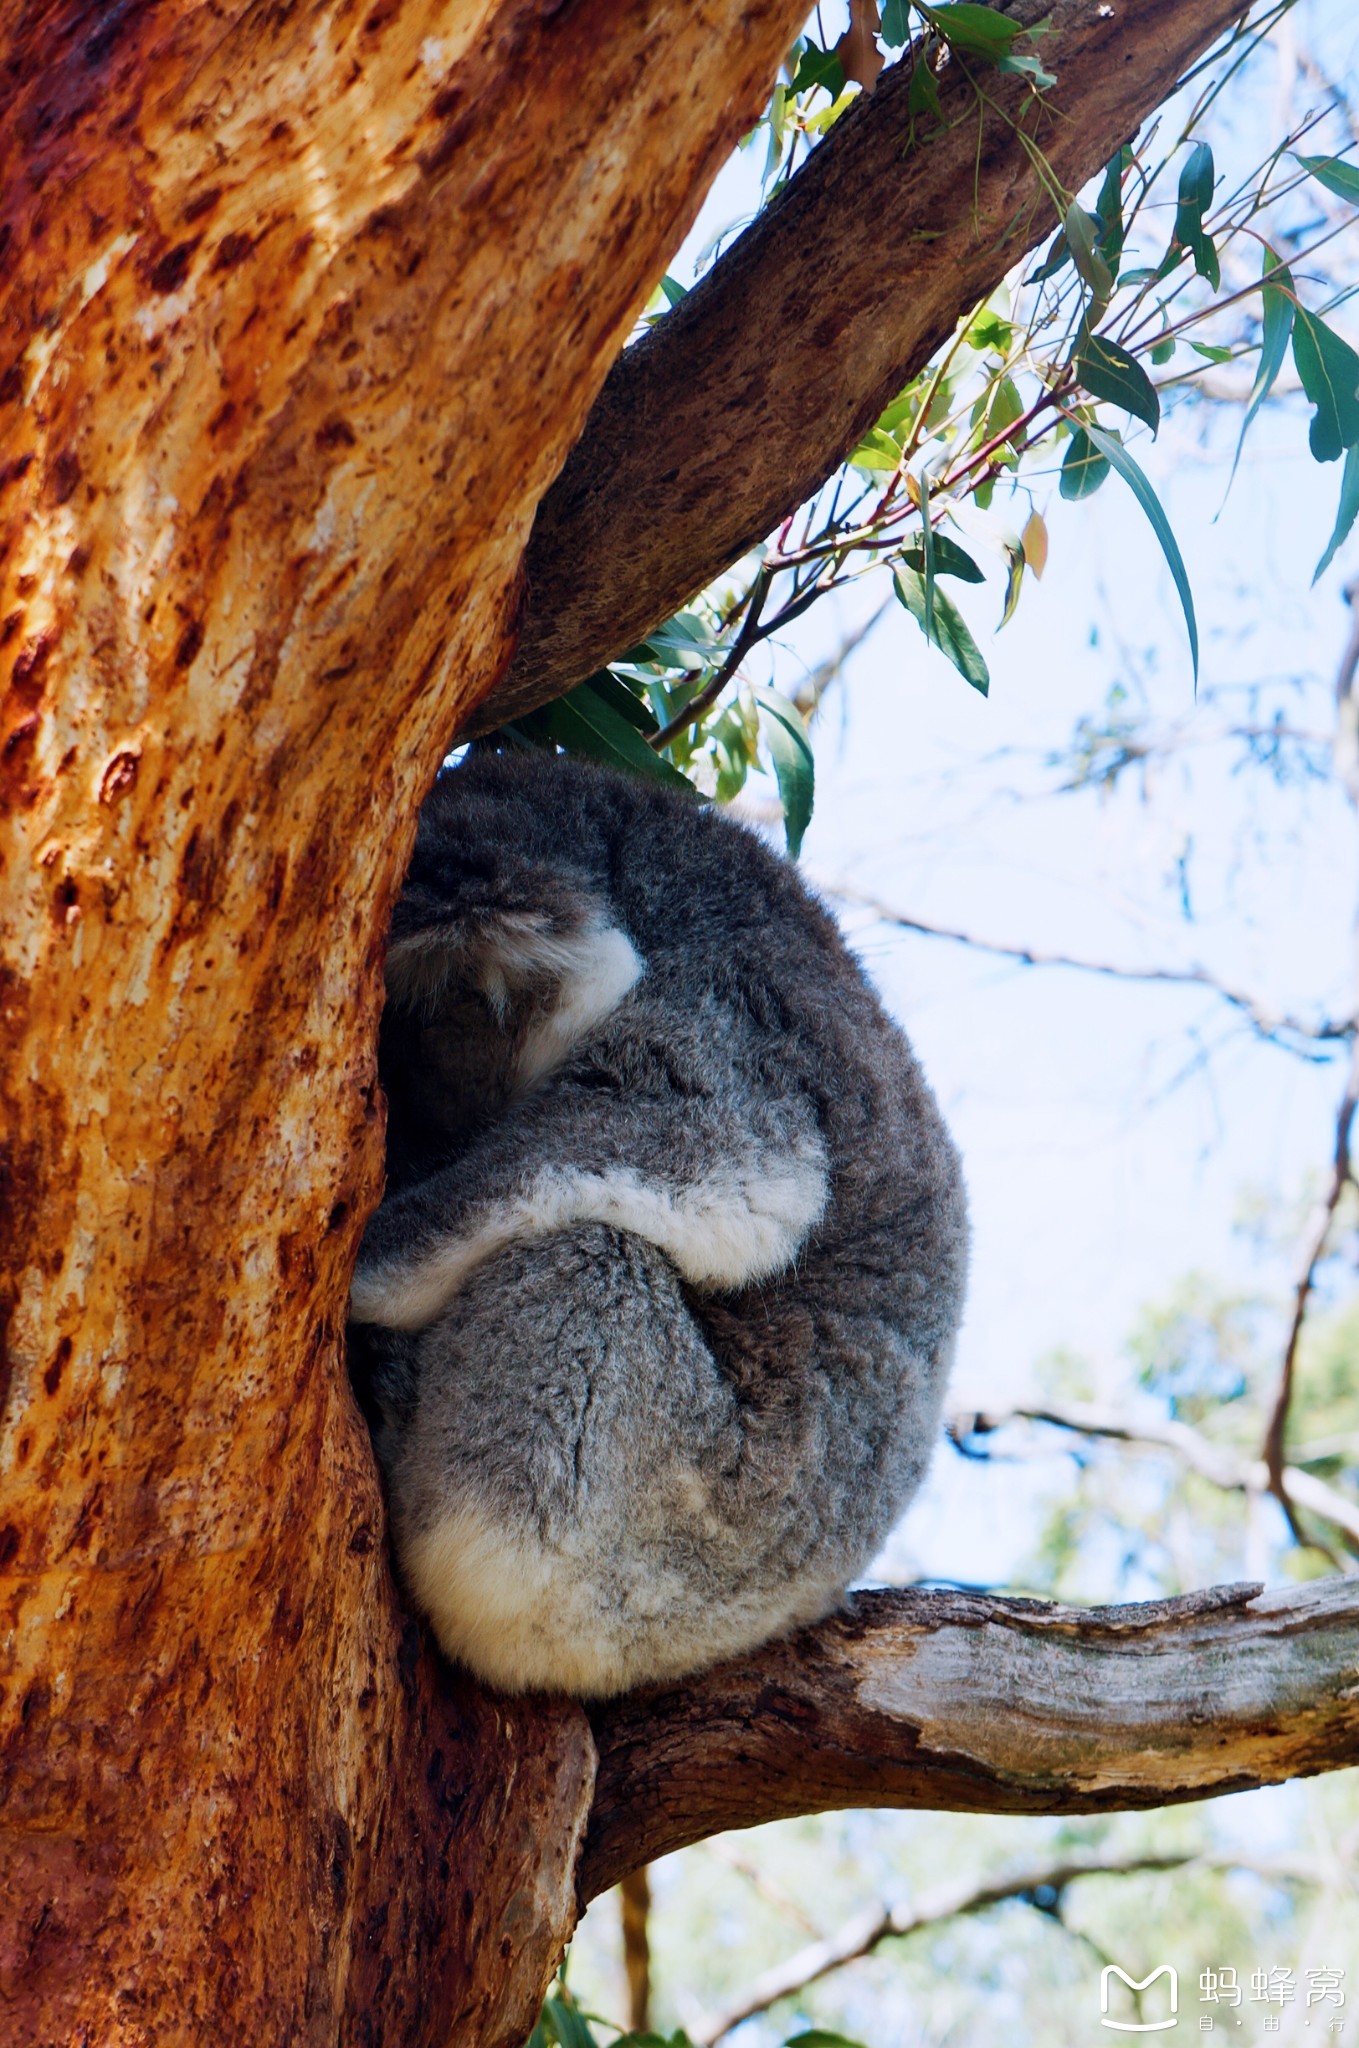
[952,1399,1359,1559]
[1261,578,1359,1516]
[694,1848,1326,2042]
[814,881,1356,1050]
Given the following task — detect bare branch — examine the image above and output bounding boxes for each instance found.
[816,882,1356,1051]
[1261,1054,1359,1507]
[694,1847,1326,2042]
[579,1579,1359,1901]
[468,0,1258,733]
[952,1399,1359,1558]
[1262,576,1359,1507]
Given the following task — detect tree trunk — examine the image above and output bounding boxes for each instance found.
[6,4,1356,2045]
[0,3,805,2040]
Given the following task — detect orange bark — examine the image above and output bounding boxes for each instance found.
[0,1,806,2039]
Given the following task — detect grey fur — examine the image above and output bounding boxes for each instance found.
[349,749,967,1698]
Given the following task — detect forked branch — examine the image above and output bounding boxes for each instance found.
[579,1579,1359,1901]
[471,0,1258,732]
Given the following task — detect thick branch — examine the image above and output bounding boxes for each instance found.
[579,1579,1359,1900]
[473,0,1256,731]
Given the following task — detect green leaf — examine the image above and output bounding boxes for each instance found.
[967,308,1015,353]
[1059,425,1111,500]
[907,51,943,124]
[1029,227,1071,284]
[1063,202,1114,300]
[849,425,903,472]
[1075,334,1160,433]
[1171,141,1219,288]
[1314,441,1359,583]
[1150,336,1175,366]
[754,688,815,856]
[881,0,911,46]
[785,2033,872,2048]
[893,562,990,694]
[1295,153,1359,206]
[541,684,694,791]
[589,669,659,735]
[1080,417,1199,680]
[657,274,686,309]
[1176,140,1214,224]
[1292,307,1359,463]
[790,41,845,96]
[1227,245,1295,491]
[919,468,937,648]
[1188,341,1232,364]
[540,1993,600,2048]
[922,2,1024,58]
[898,532,986,582]
[996,49,1056,87]
[999,540,1024,628]
[1094,150,1127,270]
[877,389,918,435]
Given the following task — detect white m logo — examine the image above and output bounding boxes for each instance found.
[1100,1963,1179,2031]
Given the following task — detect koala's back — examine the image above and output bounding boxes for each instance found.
[352,749,968,1697]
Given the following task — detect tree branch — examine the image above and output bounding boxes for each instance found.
[952,1399,1359,1558]
[578,1579,1359,1902]
[816,883,1355,1051]
[1261,576,1359,1507]
[469,0,1258,734]
[694,1847,1324,2042]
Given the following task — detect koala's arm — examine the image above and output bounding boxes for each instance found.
[352,1038,829,1330]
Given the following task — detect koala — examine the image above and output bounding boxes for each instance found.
[349,747,967,1699]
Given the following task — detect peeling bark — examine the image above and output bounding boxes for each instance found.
[0,1,807,2039]
[580,1580,1359,1900]
[476,0,1253,732]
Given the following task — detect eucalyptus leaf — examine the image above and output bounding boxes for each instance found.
[907,52,943,123]
[1314,441,1359,583]
[754,688,815,856]
[997,49,1056,87]
[1295,152,1359,206]
[1292,307,1359,463]
[784,2032,872,2048]
[1075,334,1160,433]
[1094,150,1127,269]
[540,1994,600,2048]
[881,0,911,47]
[790,42,845,96]
[850,425,904,472]
[590,668,659,734]
[1226,245,1295,492]
[1081,417,1199,679]
[543,685,694,791]
[1171,140,1219,287]
[893,563,990,694]
[1029,227,1071,284]
[999,541,1024,628]
[1059,426,1111,500]
[899,532,986,582]
[1063,202,1114,299]
[923,2,1024,57]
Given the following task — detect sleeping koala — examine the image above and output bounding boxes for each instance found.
[349,748,967,1699]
